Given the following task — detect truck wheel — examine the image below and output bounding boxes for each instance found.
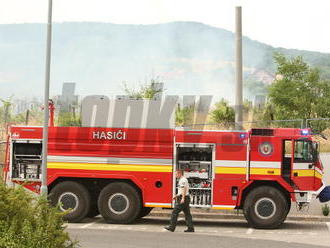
[49,181,91,223]
[243,186,288,229]
[138,207,153,218]
[98,182,141,224]
[284,200,291,220]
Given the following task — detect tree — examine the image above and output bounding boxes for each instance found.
[267,53,330,122]
[123,77,164,100]
[57,112,81,127]
[210,99,235,126]
[244,79,268,99]
[175,105,194,127]
[0,97,13,125]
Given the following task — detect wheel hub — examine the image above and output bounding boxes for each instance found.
[254,197,276,219]
[58,192,79,212]
[108,193,130,214]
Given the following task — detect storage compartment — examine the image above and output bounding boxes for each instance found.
[11,141,42,181]
[176,145,213,207]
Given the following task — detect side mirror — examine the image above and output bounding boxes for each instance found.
[312,142,319,162]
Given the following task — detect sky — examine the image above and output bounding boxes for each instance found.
[0,0,329,53]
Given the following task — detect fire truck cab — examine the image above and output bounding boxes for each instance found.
[3,126,326,229]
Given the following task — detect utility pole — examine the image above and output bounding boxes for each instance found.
[235,6,243,129]
[25,109,30,125]
[41,0,53,195]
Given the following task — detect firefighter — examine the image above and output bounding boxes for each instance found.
[164,169,194,232]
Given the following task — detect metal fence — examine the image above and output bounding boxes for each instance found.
[306,118,330,132]
[181,119,305,130]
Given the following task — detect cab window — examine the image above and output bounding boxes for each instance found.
[294,140,314,162]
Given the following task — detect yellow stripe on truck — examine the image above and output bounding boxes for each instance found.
[293,169,323,179]
[48,162,172,173]
[145,203,171,208]
[315,170,323,179]
[250,168,281,176]
[212,206,235,210]
[215,167,245,174]
[215,167,281,175]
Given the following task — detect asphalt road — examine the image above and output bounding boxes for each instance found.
[67,217,330,248]
[68,228,325,248]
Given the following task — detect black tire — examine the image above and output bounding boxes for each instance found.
[287,199,291,214]
[98,182,142,224]
[138,207,153,218]
[284,199,291,221]
[49,181,91,223]
[243,186,288,229]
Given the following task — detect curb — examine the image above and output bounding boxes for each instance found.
[149,211,330,222]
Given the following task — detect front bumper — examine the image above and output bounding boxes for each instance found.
[294,182,327,204]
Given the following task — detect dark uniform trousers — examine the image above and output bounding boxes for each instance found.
[169,195,194,230]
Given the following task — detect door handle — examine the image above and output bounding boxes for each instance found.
[308,164,314,169]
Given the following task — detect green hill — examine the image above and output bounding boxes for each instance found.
[0,22,329,100]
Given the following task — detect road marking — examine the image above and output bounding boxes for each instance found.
[80,223,95,229]
[246,228,253,235]
[326,222,330,232]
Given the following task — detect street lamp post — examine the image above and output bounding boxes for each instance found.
[235,6,243,130]
[41,0,53,195]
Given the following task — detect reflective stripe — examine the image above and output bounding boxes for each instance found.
[315,171,323,179]
[214,160,281,175]
[212,205,235,210]
[214,160,246,167]
[48,162,172,172]
[292,170,314,177]
[48,155,172,166]
[250,168,281,175]
[315,167,323,175]
[293,169,323,179]
[293,163,312,170]
[145,202,171,208]
[214,160,281,169]
[215,167,245,174]
[215,167,280,175]
[250,161,281,169]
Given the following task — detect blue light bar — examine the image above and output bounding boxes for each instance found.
[239,133,246,138]
[301,129,310,135]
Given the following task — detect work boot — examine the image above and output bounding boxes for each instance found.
[184,228,194,232]
[164,226,174,232]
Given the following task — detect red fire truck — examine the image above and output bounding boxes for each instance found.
[3,125,327,228]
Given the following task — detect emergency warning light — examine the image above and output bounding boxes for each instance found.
[301,129,310,135]
[239,133,246,139]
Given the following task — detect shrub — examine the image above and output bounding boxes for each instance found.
[322,204,330,216]
[0,182,78,248]
[210,99,235,127]
[175,105,194,126]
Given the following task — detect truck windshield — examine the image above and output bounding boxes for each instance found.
[294,140,317,162]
